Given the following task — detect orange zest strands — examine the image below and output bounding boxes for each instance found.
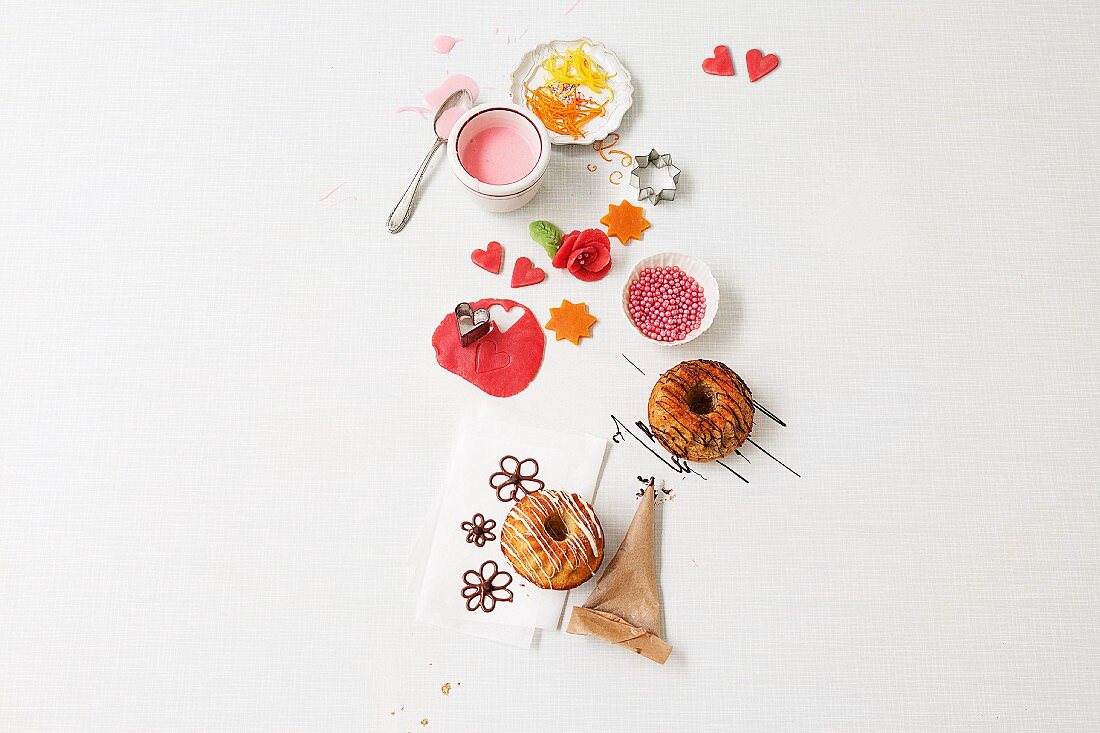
[592,133,620,161]
[524,82,608,139]
[609,170,623,185]
[611,150,633,167]
[540,42,616,98]
[591,134,631,166]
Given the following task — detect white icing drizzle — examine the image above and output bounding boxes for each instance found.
[504,527,548,586]
[506,517,553,586]
[562,492,601,552]
[503,538,542,586]
[513,507,561,589]
[503,490,602,588]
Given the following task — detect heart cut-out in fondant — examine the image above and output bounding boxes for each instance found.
[702,45,734,76]
[471,241,504,274]
[488,304,523,333]
[474,339,512,373]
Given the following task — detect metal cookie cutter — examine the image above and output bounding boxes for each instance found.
[630,149,682,205]
[454,302,492,347]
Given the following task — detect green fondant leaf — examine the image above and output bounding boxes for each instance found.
[529,220,563,259]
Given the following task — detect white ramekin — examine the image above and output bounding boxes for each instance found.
[446,103,550,213]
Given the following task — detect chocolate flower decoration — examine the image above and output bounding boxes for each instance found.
[460,512,497,547]
[489,455,544,502]
[461,560,514,613]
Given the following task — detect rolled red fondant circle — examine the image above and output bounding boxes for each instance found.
[432,298,545,397]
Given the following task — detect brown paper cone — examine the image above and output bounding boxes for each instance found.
[567,480,672,664]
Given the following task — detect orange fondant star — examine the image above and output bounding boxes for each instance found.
[599,199,650,244]
[545,300,597,345]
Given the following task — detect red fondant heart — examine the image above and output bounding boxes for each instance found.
[471,241,503,274]
[702,45,734,77]
[510,256,545,288]
[474,339,512,373]
[746,49,779,82]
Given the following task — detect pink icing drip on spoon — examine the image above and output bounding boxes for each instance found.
[424,74,479,109]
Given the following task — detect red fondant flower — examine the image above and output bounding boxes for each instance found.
[552,228,613,282]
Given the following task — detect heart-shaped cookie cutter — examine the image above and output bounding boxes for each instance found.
[454,302,493,347]
[629,149,682,205]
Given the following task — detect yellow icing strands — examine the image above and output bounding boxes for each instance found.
[524,82,608,139]
[540,42,616,98]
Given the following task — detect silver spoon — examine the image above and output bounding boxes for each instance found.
[387,88,472,234]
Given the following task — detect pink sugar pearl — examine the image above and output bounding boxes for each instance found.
[627,266,706,342]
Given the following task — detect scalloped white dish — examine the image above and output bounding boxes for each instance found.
[509,38,634,146]
[620,253,720,346]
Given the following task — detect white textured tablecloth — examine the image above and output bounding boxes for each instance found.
[1,1,1098,730]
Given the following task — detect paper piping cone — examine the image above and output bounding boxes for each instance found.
[567,479,672,664]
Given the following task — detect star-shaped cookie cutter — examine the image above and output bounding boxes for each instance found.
[629,149,682,205]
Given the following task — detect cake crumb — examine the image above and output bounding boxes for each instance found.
[441,682,451,696]
[421,719,429,727]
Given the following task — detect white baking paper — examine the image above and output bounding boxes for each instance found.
[415,411,607,647]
